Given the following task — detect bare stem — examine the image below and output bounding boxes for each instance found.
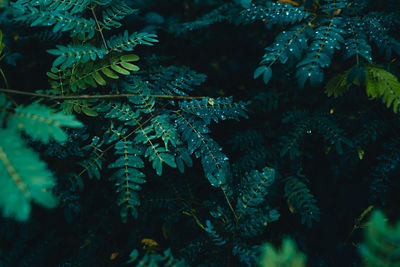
[0,88,207,101]
[91,7,109,52]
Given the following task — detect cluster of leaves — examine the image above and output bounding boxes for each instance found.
[0,0,399,266]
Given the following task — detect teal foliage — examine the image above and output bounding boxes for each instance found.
[280,110,352,159]
[108,138,146,222]
[0,0,400,266]
[127,248,186,266]
[0,129,57,221]
[284,175,320,227]
[11,1,96,38]
[204,220,227,246]
[359,210,400,267]
[47,45,107,69]
[370,139,400,206]
[7,103,83,143]
[241,2,309,25]
[248,0,400,88]
[107,31,158,52]
[296,17,345,88]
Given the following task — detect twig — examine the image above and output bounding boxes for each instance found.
[0,88,207,101]
[91,7,109,52]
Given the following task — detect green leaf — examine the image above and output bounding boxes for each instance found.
[263,67,272,84]
[111,64,130,75]
[260,238,306,267]
[120,54,140,62]
[7,103,83,144]
[366,65,400,113]
[82,106,99,117]
[92,71,106,86]
[101,67,119,79]
[254,66,267,79]
[120,61,140,71]
[0,129,57,221]
[161,153,176,168]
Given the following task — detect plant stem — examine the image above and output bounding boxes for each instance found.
[0,88,207,101]
[91,7,109,52]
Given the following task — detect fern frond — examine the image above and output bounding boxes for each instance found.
[312,112,353,154]
[284,176,320,227]
[100,0,137,30]
[359,210,400,267]
[127,248,186,266]
[7,103,83,144]
[47,44,107,70]
[178,97,248,124]
[241,2,309,25]
[259,238,306,267]
[344,18,372,62]
[370,140,400,205]
[167,3,236,35]
[94,101,141,126]
[232,242,259,266]
[107,31,158,52]
[174,113,229,187]
[325,68,352,98]
[0,129,57,221]
[365,16,400,60]
[236,167,275,218]
[124,77,156,114]
[296,17,345,87]
[205,220,227,246]
[320,0,349,14]
[47,54,140,91]
[78,135,105,180]
[134,123,177,176]
[366,65,400,113]
[229,130,264,151]
[11,3,96,38]
[150,66,207,96]
[109,138,145,222]
[254,24,311,85]
[25,0,91,14]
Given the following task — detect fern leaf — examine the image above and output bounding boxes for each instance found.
[7,103,83,144]
[47,54,140,92]
[179,97,248,124]
[107,31,158,52]
[150,66,207,96]
[325,71,351,98]
[109,138,145,222]
[284,176,320,227]
[236,167,275,218]
[320,0,349,14]
[32,0,91,14]
[260,238,306,267]
[127,248,186,266]
[100,0,137,30]
[174,113,230,187]
[344,18,372,62]
[94,101,141,126]
[0,129,57,221]
[255,24,311,85]
[296,17,344,87]
[47,44,107,70]
[359,210,400,267]
[242,2,309,25]
[11,3,95,38]
[366,66,400,113]
[205,220,227,246]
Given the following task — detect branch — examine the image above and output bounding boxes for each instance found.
[0,88,207,101]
